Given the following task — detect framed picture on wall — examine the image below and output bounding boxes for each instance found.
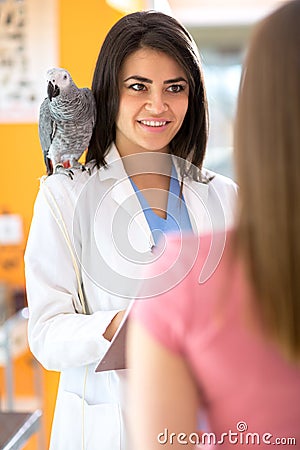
[0,0,58,123]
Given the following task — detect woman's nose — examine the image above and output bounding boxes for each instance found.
[144,92,168,114]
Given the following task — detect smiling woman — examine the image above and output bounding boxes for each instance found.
[24,10,238,450]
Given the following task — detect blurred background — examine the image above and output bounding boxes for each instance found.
[0,0,289,448]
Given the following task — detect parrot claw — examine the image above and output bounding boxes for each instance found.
[70,161,91,176]
[54,164,74,180]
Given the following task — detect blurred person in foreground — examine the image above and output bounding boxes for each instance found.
[127,1,300,449]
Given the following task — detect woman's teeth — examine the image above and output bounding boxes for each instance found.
[140,120,167,127]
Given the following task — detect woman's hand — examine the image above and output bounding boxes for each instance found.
[103,310,126,341]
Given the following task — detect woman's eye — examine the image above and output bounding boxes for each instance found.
[129,83,146,91]
[167,84,185,93]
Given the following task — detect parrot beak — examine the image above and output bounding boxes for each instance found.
[47,81,60,101]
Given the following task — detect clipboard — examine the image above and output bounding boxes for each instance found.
[95,302,133,372]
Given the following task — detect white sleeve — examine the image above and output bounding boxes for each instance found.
[24,178,119,371]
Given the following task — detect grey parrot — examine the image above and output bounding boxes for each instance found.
[39,67,96,178]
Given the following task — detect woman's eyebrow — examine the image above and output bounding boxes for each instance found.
[123,75,188,84]
[164,77,188,84]
[123,75,152,83]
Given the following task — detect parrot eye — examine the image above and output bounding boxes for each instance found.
[63,75,67,80]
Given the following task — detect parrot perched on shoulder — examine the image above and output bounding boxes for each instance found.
[39,67,97,178]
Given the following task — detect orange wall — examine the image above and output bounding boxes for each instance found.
[0,1,133,448]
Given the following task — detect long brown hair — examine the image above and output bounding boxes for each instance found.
[86,11,208,172]
[234,0,300,361]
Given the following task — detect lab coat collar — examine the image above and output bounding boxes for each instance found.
[97,143,127,182]
[97,143,211,239]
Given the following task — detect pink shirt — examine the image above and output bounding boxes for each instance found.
[131,231,300,449]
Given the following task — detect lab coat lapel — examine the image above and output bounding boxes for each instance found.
[98,144,154,252]
[183,177,210,234]
[172,159,210,234]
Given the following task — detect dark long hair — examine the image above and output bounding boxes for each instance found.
[234,0,300,361]
[86,10,208,173]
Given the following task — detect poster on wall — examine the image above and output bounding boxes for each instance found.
[0,0,58,123]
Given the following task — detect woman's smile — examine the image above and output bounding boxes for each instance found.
[137,119,170,132]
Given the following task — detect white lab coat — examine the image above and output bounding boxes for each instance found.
[24,144,237,450]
